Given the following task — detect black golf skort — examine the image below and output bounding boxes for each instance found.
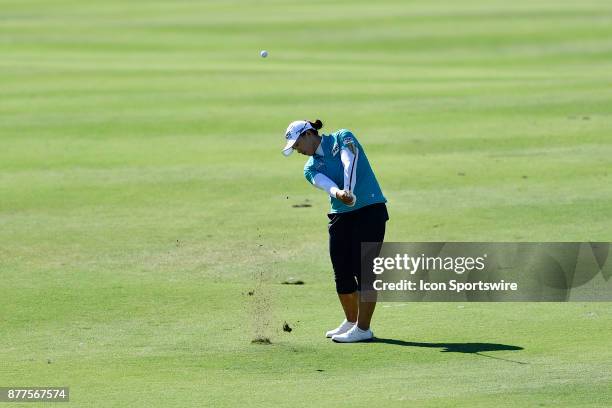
[327,202,389,294]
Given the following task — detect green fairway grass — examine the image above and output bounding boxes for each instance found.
[1,0,611,406]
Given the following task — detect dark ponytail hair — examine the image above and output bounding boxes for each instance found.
[307,119,323,135]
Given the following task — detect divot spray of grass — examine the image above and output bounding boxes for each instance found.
[250,266,274,344]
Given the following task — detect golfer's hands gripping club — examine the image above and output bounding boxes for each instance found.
[335,189,356,207]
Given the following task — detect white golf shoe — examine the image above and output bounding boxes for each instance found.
[325,319,355,338]
[331,325,373,343]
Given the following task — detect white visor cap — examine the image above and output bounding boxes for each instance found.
[282,120,314,156]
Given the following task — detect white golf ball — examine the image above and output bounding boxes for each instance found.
[260,50,268,58]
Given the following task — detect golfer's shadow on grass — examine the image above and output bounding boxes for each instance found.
[372,338,527,364]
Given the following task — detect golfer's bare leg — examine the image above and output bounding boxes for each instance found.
[357,291,377,331]
[338,292,358,322]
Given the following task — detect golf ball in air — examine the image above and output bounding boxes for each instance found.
[260,50,268,58]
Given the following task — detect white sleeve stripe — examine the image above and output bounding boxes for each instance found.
[341,147,358,193]
[348,147,358,193]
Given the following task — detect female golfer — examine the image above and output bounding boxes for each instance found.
[282,119,388,343]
